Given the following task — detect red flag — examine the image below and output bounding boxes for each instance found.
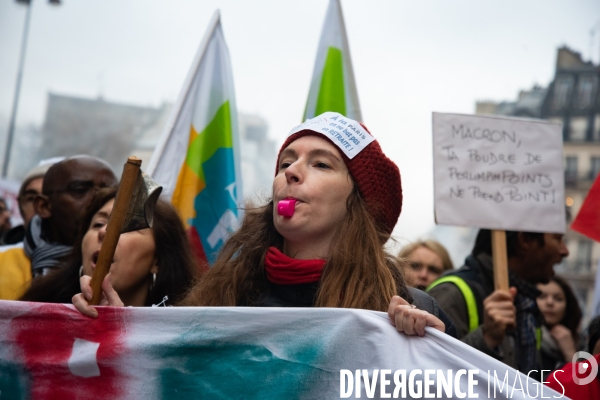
[571,173,600,242]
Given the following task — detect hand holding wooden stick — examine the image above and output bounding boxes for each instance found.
[89,157,142,305]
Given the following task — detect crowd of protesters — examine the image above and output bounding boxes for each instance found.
[0,112,599,392]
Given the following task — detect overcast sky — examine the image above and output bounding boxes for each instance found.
[0,0,599,243]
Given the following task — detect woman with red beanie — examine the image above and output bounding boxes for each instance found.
[74,112,455,337]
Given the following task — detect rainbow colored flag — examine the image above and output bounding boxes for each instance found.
[0,300,564,399]
[147,11,242,264]
[304,0,362,121]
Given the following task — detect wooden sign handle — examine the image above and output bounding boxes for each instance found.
[89,157,142,305]
[492,230,509,291]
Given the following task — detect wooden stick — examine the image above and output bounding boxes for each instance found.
[90,157,142,305]
[492,229,509,291]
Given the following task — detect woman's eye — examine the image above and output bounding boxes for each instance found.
[92,221,106,229]
[279,161,291,170]
[315,162,330,169]
[410,262,421,270]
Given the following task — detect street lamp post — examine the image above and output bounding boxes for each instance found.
[2,0,60,178]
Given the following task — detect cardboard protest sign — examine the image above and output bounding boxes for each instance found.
[432,113,565,233]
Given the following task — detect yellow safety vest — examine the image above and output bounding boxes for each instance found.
[427,275,541,349]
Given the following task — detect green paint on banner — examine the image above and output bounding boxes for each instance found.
[154,326,328,399]
[185,101,233,183]
[315,47,346,116]
[0,361,29,399]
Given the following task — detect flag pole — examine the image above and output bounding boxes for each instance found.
[90,156,142,305]
[146,10,221,177]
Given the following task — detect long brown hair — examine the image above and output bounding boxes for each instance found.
[21,187,198,306]
[179,186,411,311]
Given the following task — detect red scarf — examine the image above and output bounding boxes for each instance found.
[264,246,326,285]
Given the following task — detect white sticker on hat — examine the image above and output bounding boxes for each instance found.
[286,112,375,159]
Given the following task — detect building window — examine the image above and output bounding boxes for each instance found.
[590,157,600,180]
[575,239,592,272]
[565,156,578,186]
[569,117,587,141]
[552,76,574,110]
[576,75,598,109]
[548,117,565,140]
[594,115,600,141]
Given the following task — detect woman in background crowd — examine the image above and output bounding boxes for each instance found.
[398,240,454,290]
[75,113,455,337]
[536,275,582,375]
[21,187,197,307]
[0,197,12,243]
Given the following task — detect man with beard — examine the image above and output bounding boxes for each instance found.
[427,229,569,377]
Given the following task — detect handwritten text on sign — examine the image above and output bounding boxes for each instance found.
[432,112,565,233]
[287,112,374,159]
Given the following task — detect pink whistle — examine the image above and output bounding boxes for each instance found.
[277,199,296,217]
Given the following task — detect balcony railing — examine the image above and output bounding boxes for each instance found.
[563,171,600,187]
[564,172,578,187]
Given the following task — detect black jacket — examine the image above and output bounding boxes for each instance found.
[256,280,457,338]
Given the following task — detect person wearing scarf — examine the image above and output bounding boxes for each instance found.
[75,112,454,338]
[0,156,116,299]
[24,214,73,277]
[29,156,117,278]
[428,229,569,378]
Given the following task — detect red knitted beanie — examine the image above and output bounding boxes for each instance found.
[275,120,402,236]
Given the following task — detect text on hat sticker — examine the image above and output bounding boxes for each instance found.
[287,112,375,159]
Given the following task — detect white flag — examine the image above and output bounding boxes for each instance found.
[147,10,242,263]
[304,0,362,122]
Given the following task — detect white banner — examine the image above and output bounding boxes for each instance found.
[0,301,567,399]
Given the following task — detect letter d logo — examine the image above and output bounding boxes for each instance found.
[572,351,598,385]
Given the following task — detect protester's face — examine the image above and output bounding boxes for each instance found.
[524,233,569,284]
[46,158,117,245]
[19,177,43,226]
[536,281,566,327]
[404,246,444,290]
[82,199,157,299]
[0,200,10,232]
[273,135,353,246]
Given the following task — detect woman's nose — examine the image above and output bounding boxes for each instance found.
[284,162,302,183]
[98,225,106,241]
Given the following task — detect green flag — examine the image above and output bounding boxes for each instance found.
[304,0,362,122]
